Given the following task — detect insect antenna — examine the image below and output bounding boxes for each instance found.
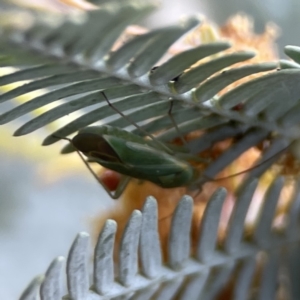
[53,134,129,199]
[158,143,292,222]
[205,143,291,182]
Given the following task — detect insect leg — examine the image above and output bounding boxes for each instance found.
[166,100,209,163]
[188,141,291,192]
[112,176,131,199]
[208,143,291,181]
[101,91,174,155]
[168,99,189,149]
[55,135,130,199]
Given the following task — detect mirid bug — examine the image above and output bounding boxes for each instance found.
[58,124,205,199]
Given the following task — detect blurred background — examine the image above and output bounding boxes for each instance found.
[1,0,300,298]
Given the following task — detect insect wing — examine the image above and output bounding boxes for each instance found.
[60,127,194,189]
[79,125,149,145]
[61,125,156,154]
[87,137,194,188]
[123,141,191,176]
[103,134,190,175]
[88,155,194,188]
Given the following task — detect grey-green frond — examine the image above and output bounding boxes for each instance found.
[3,3,300,299]
[0,3,280,144]
[20,181,300,299]
[1,2,300,182]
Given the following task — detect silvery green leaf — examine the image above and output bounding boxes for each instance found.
[149,42,231,85]
[174,51,255,94]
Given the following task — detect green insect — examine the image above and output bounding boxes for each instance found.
[60,124,206,199]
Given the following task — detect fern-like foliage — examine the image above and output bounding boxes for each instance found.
[2,1,300,299]
[19,179,300,300]
[1,1,300,180]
